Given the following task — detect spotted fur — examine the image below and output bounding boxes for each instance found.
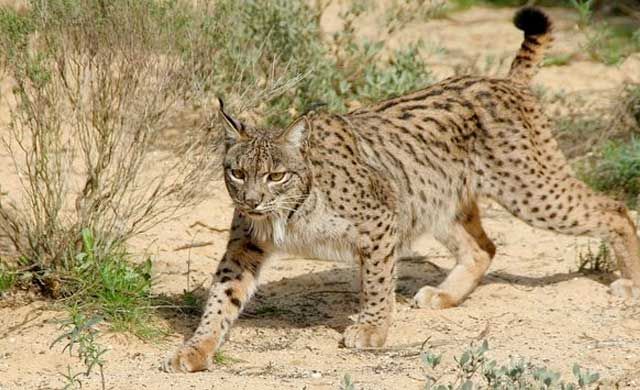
[163,7,640,373]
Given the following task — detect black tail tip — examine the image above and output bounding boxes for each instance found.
[514,7,551,36]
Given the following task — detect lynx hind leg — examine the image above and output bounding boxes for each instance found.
[460,201,497,259]
[479,163,640,300]
[413,201,495,309]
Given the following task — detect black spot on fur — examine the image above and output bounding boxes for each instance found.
[514,7,550,36]
[245,242,264,254]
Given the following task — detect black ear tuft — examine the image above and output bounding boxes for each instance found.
[218,97,246,142]
[514,7,551,36]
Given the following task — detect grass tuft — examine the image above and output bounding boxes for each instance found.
[55,228,159,338]
[213,350,242,366]
[578,241,616,274]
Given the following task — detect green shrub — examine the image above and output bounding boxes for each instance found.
[0,7,33,66]
[579,139,640,207]
[583,23,640,65]
[422,340,601,389]
[552,83,639,207]
[19,226,158,337]
[569,0,640,65]
[211,0,431,125]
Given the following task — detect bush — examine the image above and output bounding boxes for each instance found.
[207,0,431,125]
[0,1,216,303]
[551,83,640,207]
[579,139,640,208]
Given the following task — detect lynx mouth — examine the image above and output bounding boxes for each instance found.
[239,208,269,219]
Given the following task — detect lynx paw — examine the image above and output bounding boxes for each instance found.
[342,323,388,348]
[162,344,211,373]
[412,286,457,309]
[609,278,640,300]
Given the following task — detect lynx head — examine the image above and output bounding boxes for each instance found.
[218,99,312,222]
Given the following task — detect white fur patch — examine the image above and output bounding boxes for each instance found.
[272,216,287,246]
[247,197,358,263]
[248,214,287,246]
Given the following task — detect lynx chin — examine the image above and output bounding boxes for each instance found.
[163,7,640,373]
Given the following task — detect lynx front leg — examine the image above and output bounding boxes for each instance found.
[343,229,397,348]
[163,213,271,373]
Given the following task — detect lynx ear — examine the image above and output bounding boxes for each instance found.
[279,116,310,150]
[218,98,247,144]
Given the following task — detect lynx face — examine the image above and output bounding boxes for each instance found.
[220,103,311,220]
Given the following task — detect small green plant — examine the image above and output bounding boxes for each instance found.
[340,373,356,390]
[578,241,616,274]
[573,364,600,388]
[59,365,83,390]
[180,289,204,316]
[422,349,443,370]
[422,340,601,389]
[0,262,16,293]
[52,309,107,390]
[213,350,242,366]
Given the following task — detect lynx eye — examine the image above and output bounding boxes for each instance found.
[267,171,288,183]
[228,169,245,182]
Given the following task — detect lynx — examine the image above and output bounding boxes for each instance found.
[164,7,640,372]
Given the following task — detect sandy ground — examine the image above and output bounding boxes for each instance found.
[1,3,640,390]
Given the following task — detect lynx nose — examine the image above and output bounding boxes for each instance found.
[243,194,262,210]
[245,199,260,209]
